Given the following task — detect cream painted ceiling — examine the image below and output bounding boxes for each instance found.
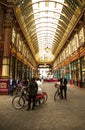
[13,0,84,64]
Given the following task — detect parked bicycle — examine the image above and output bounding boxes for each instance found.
[54,83,61,101]
[12,86,48,110]
[13,85,21,95]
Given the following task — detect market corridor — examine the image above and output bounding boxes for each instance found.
[0,82,85,130]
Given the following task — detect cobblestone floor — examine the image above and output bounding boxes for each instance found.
[0,82,85,130]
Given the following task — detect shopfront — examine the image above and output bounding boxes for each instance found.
[81,56,85,87]
[65,65,70,83]
[71,60,80,87]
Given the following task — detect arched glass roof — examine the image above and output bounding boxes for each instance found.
[14,0,84,63]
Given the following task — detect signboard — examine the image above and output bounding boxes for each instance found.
[0,82,7,88]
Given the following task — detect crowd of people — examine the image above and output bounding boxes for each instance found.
[9,77,43,110]
[9,74,68,110]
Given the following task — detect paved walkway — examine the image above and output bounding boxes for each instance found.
[0,82,85,130]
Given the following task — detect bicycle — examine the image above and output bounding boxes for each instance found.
[13,85,22,95]
[12,86,48,110]
[54,83,61,101]
[13,80,24,95]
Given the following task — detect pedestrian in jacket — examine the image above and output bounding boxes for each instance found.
[9,78,16,96]
[27,77,38,110]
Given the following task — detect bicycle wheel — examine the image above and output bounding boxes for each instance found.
[54,90,61,101]
[12,95,25,110]
[39,97,45,104]
[43,92,48,103]
[35,97,45,106]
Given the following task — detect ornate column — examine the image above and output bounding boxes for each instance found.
[0,9,13,95]
[2,9,13,77]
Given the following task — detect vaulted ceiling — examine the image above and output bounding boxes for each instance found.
[12,0,85,64]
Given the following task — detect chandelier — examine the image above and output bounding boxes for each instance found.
[45,46,50,52]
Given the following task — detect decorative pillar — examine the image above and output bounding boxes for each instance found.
[0,9,13,95]
[2,9,13,77]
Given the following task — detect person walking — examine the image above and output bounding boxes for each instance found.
[59,74,67,99]
[27,77,38,110]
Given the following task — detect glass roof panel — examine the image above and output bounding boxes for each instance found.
[14,0,83,63]
[32,0,64,58]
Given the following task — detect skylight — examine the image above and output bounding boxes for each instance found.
[32,0,64,61]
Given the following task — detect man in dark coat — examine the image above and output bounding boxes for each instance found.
[27,77,38,110]
[59,74,68,99]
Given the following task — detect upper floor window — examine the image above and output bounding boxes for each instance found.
[12,27,16,44]
[19,39,21,52]
[78,27,84,45]
[60,50,65,62]
[65,46,69,57]
[74,34,78,48]
[71,36,77,53]
[16,33,19,48]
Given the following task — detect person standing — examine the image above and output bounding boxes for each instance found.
[27,77,38,110]
[9,78,16,96]
[23,78,28,87]
[36,78,42,94]
[15,77,20,86]
[59,74,67,99]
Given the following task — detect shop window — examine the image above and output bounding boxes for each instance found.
[82,71,85,81]
[80,57,85,87]
[82,60,85,69]
[71,60,80,86]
